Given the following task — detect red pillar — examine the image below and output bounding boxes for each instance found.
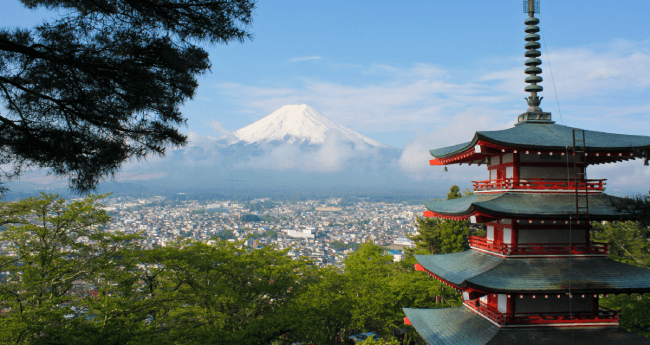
[511,220,519,253]
[513,150,520,188]
[506,294,515,322]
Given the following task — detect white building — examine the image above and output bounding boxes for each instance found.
[284,229,315,239]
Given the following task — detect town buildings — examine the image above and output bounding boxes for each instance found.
[94,196,417,267]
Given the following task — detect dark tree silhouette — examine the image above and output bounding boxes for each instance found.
[0,0,256,193]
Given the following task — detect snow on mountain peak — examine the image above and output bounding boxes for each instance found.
[233,104,385,147]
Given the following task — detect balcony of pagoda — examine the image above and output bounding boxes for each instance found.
[468,236,608,257]
[472,178,606,193]
[463,300,619,327]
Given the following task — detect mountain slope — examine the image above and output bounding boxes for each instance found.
[233,104,385,147]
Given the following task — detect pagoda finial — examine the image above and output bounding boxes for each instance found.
[517,0,553,124]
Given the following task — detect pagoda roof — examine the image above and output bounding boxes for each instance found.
[429,123,650,163]
[403,307,650,345]
[415,250,650,294]
[423,192,630,221]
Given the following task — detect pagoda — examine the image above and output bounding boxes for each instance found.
[402,1,650,344]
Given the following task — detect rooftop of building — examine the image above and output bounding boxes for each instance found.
[403,307,650,345]
[423,192,631,221]
[414,250,650,294]
[430,123,650,161]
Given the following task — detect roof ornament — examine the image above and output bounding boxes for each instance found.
[517,0,554,125]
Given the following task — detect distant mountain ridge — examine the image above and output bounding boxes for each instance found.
[233,104,385,147]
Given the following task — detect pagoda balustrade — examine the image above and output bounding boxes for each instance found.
[472,178,606,192]
[468,236,609,256]
[463,300,618,326]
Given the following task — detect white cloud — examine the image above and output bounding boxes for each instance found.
[208,120,239,144]
[398,108,509,181]
[232,130,375,173]
[588,160,650,196]
[290,56,322,62]
[481,38,650,101]
[216,75,504,133]
[213,39,650,138]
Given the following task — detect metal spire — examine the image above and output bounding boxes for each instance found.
[517,0,553,124]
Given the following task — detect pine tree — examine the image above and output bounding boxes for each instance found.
[0,0,256,193]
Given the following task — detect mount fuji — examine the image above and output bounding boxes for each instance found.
[233,104,385,147]
[72,103,439,195]
[9,104,455,198]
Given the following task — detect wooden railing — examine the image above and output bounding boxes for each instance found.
[463,300,618,325]
[472,178,606,191]
[468,236,609,256]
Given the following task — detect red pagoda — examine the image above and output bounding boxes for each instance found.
[402,1,650,344]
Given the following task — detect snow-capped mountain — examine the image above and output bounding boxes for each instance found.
[233,104,385,147]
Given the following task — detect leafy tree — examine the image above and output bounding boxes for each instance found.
[240,214,262,222]
[447,185,462,200]
[217,229,234,240]
[330,240,360,251]
[592,220,650,337]
[132,240,308,345]
[611,194,650,228]
[337,198,354,207]
[408,217,470,255]
[0,0,256,193]
[244,201,274,212]
[291,266,353,345]
[292,243,461,345]
[408,185,472,255]
[0,192,310,345]
[264,229,277,239]
[0,193,140,344]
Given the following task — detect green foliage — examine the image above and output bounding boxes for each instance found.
[0,193,141,344]
[217,229,235,240]
[408,217,470,255]
[447,185,462,200]
[359,336,400,345]
[592,220,650,337]
[611,195,650,228]
[592,221,649,269]
[291,243,461,345]
[264,229,278,239]
[330,240,361,251]
[244,201,274,212]
[0,0,256,193]
[337,198,354,207]
[240,214,262,222]
[191,209,206,214]
[0,194,310,345]
[135,241,307,344]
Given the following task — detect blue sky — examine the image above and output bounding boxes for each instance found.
[3,0,650,193]
[3,0,649,148]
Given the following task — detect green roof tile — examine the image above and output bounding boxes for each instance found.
[415,251,650,293]
[403,307,499,345]
[423,192,631,220]
[430,123,650,158]
[403,307,650,345]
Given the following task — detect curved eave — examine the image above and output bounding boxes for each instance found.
[429,124,650,166]
[423,193,635,221]
[414,251,650,294]
[403,307,650,345]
